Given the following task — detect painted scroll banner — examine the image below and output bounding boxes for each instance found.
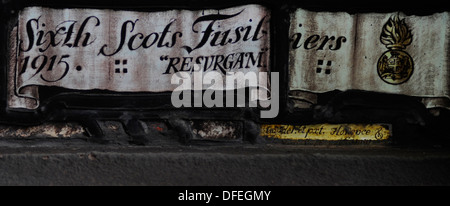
[8,5,270,109]
[289,9,450,109]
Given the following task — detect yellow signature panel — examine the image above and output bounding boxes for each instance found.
[260,124,390,141]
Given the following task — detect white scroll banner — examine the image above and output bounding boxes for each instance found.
[8,5,271,109]
[289,9,450,109]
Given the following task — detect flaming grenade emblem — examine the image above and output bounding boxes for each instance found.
[377,14,414,85]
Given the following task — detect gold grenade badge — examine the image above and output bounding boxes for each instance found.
[377,14,414,85]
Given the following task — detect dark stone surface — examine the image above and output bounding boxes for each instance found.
[0,139,448,186]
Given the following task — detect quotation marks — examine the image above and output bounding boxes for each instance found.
[316,59,332,75]
[115,59,128,74]
[160,55,169,61]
